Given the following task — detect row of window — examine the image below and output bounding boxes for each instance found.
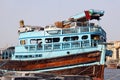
[20,34,106,45]
[20,35,89,45]
[15,54,42,59]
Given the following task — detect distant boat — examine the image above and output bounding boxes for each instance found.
[0,9,112,80]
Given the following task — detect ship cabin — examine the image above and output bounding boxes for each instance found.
[1,20,106,61]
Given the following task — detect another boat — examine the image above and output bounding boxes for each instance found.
[0,9,112,80]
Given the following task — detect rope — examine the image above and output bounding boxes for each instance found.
[0,60,9,68]
[78,66,92,75]
[78,65,103,79]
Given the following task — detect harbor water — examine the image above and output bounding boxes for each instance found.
[104,68,120,80]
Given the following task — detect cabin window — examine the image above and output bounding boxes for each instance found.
[30,39,43,50]
[91,35,100,40]
[91,35,100,47]
[63,36,79,42]
[45,38,60,43]
[30,39,36,44]
[45,38,52,43]
[71,36,79,41]
[16,55,19,58]
[38,54,42,57]
[30,39,42,44]
[63,37,70,42]
[37,39,42,43]
[81,35,88,40]
[16,55,22,58]
[53,38,60,42]
[24,55,28,58]
[20,40,26,45]
[29,55,32,58]
[15,54,42,59]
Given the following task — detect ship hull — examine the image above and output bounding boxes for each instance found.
[0,51,104,80]
[46,65,104,80]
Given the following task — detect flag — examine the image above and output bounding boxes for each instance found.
[84,11,91,20]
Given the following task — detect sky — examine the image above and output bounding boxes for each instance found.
[0,0,120,48]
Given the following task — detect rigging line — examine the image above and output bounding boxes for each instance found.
[78,66,92,75]
[94,67,102,77]
[0,60,9,68]
[0,60,10,73]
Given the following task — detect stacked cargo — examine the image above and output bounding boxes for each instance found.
[54,9,104,28]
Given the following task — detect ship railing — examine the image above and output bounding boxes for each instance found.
[62,28,78,34]
[16,38,102,53]
[45,26,105,36]
[19,40,93,52]
[15,39,101,55]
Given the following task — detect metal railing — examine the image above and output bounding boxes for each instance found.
[45,26,105,36]
[21,40,97,52]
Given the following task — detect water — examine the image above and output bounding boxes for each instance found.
[104,68,120,80]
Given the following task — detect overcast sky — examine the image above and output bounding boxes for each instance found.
[0,0,120,48]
